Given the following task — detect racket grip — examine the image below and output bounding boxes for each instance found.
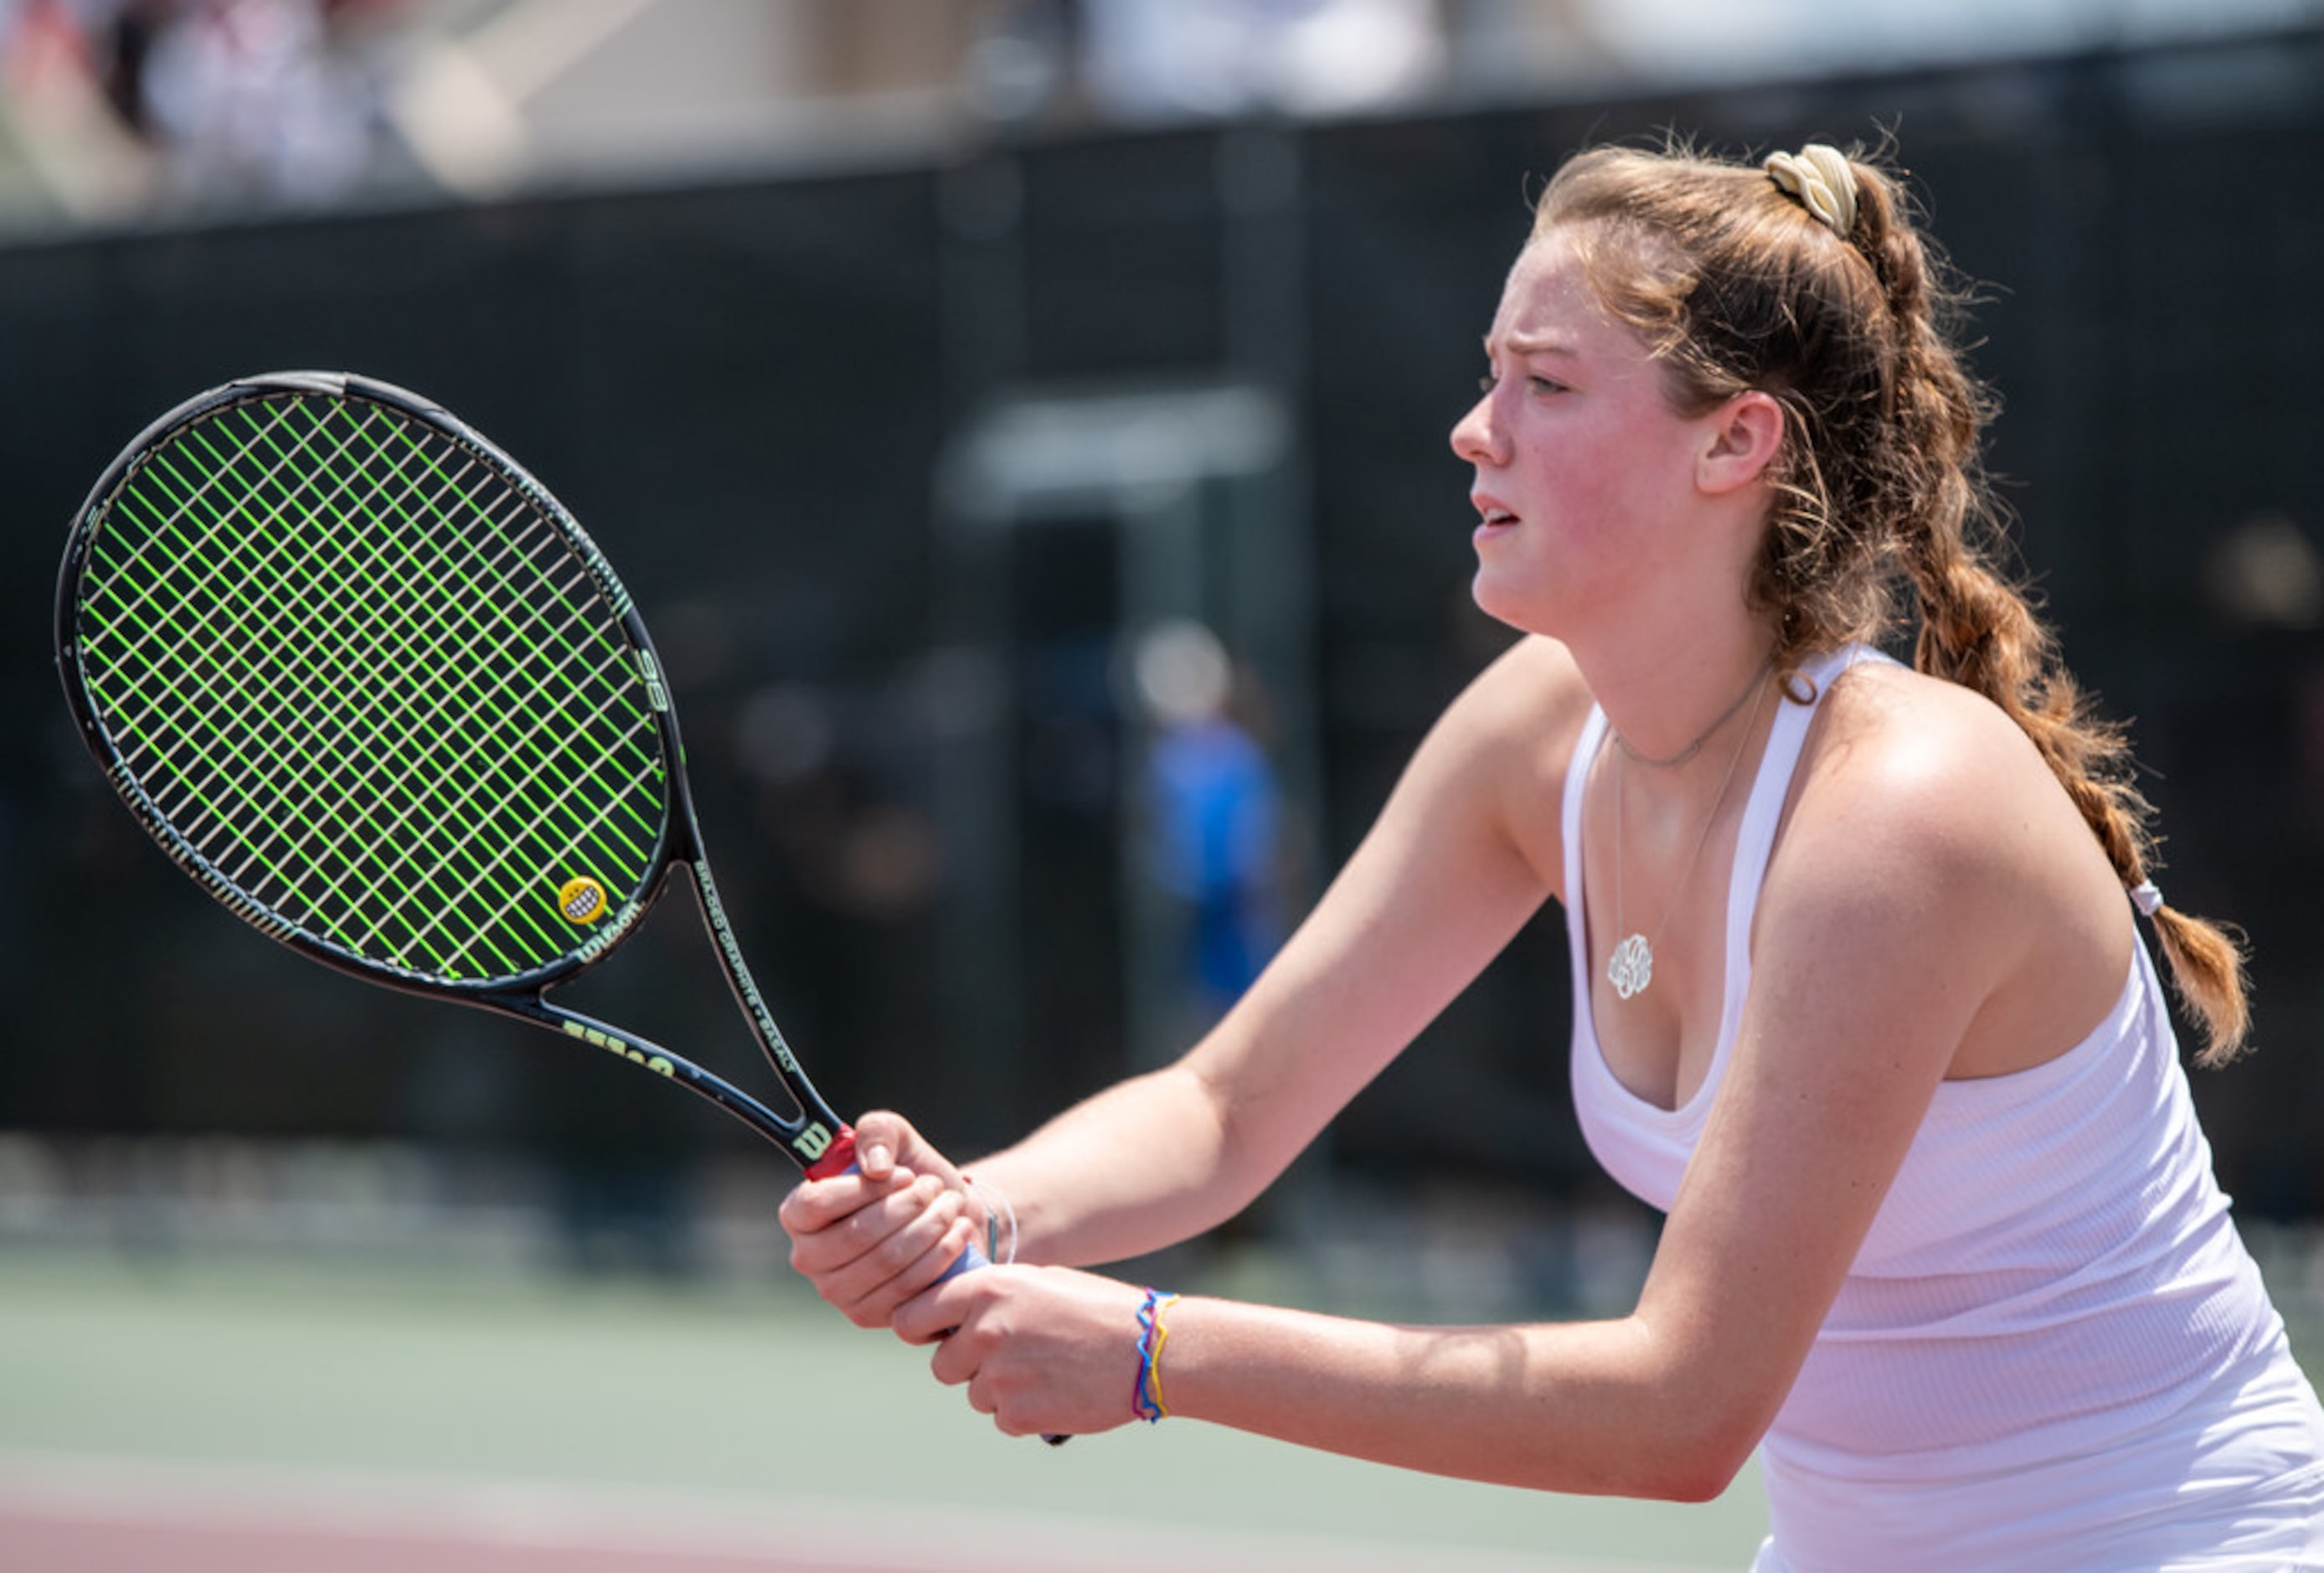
[931,1235,1064,1446]
[809,1127,992,1278]
[806,1127,1066,1446]
[935,1240,992,1280]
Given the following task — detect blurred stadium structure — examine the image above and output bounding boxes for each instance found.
[1,0,2313,229]
[3,0,2322,1328]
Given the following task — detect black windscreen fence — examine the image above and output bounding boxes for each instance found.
[5,29,2320,1218]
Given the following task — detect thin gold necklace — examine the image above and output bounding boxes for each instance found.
[1610,663,1770,769]
[1606,668,1772,1002]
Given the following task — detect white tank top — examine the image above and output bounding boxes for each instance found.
[1560,645,2324,1570]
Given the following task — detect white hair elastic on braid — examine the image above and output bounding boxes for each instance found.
[1765,144,1860,239]
[2131,880,2165,918]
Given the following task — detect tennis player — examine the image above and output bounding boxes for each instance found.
[781,140,2324,1569]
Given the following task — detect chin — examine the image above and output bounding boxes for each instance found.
[1470,570,1557,638]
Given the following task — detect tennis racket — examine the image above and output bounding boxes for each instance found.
[54,370,965,1227]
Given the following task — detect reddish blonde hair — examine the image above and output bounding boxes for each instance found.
[1533,141,2249,1065]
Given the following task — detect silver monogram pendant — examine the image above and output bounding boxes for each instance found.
[1608,933,1654,1000]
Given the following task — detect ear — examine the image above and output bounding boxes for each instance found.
[1696,390,1786,496]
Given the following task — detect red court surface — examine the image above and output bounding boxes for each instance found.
[0,1461,1152,1573]
[0,1457,1695,1573]
[3,1514,935,1573]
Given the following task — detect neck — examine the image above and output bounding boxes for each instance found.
[1583,627,1778,773]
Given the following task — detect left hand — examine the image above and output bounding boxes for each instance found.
[777,1110,978,1329]
[894,1266,1158,1439]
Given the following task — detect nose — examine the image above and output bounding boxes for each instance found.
[1450,387,1502,467]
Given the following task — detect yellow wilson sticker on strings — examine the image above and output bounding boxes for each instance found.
[556,876,609,925]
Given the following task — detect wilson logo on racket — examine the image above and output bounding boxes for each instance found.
[561,1022,675,1078]
[556,876,609,925]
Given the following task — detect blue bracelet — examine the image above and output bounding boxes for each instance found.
[1131,1287,1179,1423]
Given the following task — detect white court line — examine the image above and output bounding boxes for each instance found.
[0,1449,1730,1573]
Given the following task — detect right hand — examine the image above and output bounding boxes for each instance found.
[778,1110,983,1328]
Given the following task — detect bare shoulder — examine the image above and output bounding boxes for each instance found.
[1393,634,1595,895]
[1436,633,1595,769]
[1769,656,2129,1046]
[1796,658,2063,839]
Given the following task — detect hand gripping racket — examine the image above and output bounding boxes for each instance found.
[54,370,972,1248]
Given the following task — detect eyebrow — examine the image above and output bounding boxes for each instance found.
[1484,332,1580,358]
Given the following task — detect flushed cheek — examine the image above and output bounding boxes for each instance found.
[1510,437,1631,549]
[1468,496,1603,628]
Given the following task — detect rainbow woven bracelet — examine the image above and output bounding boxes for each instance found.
[1131,1287,1181,1423]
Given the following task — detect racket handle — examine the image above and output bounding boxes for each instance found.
[806,1126,1066,1446]
[802,1125,865,1181]
[935,1240,992,1279]
[926,1229,1065,1446]
[808,1127,987,1273]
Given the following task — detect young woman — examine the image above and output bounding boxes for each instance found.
[779,141,2324,1570]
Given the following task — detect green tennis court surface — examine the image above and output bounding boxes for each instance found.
[0,1245,1764,1571]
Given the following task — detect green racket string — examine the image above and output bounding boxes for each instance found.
[205,400,655,965]
[74,390,667,982]
[86,395,656,975]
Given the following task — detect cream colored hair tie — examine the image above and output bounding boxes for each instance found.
[1765,144,1859,239]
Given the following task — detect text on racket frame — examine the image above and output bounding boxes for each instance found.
[561,1019,675,1078]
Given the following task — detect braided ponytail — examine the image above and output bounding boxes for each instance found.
[1852,157,2250,1066]
[1534,139,2252,1065]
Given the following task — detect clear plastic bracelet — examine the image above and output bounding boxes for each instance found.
[962,1174,1018,1266]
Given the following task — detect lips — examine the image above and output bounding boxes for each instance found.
[1472,493,1519,529]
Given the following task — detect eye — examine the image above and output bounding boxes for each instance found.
[1477,368,1567,397]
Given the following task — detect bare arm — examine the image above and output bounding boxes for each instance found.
[781,636,1588,1314]
[969,636,1591,1264]
[901,674,2127,1498]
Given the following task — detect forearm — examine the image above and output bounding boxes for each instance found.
[969,1059,1262,1267]
[1156,1297,1752,1502]
[967,656,1576,1272]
